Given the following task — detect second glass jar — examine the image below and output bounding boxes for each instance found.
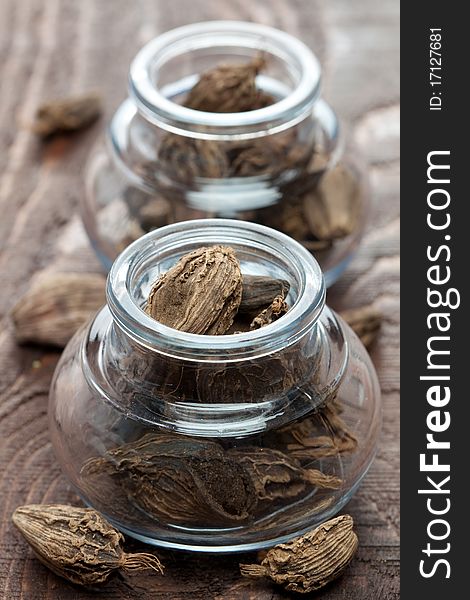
[82,21,369,285]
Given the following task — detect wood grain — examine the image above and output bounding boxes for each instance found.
[0,0,399,598]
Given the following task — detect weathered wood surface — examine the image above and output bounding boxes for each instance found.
[0,1,399,598]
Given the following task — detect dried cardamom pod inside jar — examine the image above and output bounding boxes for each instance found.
[82,21,369,286]
[49,220,381,551]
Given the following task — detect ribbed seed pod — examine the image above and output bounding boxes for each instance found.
[12,504,163,586]
[240,515,358,593]
[31,93,102,137]
[10,272,105,347]
[144,245,242,335]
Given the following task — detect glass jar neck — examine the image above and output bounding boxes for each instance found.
[128,21,322,140]
[106,219,325,362]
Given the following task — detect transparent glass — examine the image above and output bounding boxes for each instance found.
[49,220,381,552]
[82,21,369,286]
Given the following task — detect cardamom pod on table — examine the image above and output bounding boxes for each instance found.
[240,514,358,593]
[145,245,242,334]
[81,433,258,526]
[183,56,273,113]
[10,272,106,347]
[31,93,102,137]
[12,504,163,586]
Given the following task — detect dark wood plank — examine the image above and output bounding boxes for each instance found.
[0,1,399,598]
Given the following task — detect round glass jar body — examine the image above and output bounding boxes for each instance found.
[82,21,369,286]
[49,220,380,552]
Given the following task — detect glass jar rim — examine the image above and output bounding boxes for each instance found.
[128,20,322,139]
[107,219,325,362]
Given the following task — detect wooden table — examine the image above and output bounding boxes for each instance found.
[0,1,399,598]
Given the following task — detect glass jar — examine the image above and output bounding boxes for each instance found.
[82,21,369,286]
[49,219,380,552]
